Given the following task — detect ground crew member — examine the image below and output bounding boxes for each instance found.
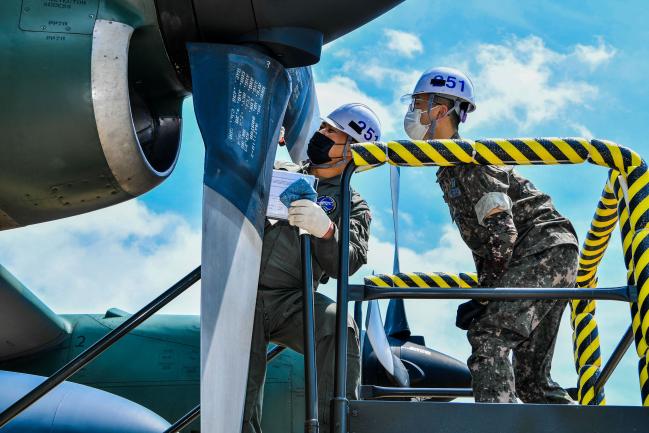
[242,103,380,432]
[402,66,579,404]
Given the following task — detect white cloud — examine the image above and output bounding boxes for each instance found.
[0,200,201,315]
[333,48,353,58]
[463,35,602,131]
[366,224,475,275]
[573,38,617,70]
[384,29,424,58]
[324,34,615,140]
[348,64,422,137]
[315,75,398,135]
[569,122,594,139]
[356,64,422,99]
[400,212,414,226]
[400,35,616,136]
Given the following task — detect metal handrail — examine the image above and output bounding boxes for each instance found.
[266,344,287,362]
[332,162,357,433]
[301,233,319,433]
[0,266,201,428]
[163,345,288,433]
[595,325,634,395]
[360,385,473,400]
[332,156,648,431]
[351,284,636,303]
[164,404,200,433]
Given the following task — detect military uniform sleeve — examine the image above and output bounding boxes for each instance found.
[457,166,518,286]
[311,191,370,278]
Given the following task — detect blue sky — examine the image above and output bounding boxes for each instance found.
[1,0,648,406]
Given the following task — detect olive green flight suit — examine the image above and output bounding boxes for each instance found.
[242,161,371,433]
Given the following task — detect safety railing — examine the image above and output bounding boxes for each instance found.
[332,137,649,433]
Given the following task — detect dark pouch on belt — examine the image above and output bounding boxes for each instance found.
[456,300,487,330]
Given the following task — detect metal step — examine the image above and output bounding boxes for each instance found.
[349,400,649,433]
[360,385,472,400]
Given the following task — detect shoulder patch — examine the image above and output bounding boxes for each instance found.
[317,195,337,214]
[449,178,462,198]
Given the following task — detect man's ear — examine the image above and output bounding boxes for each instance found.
[437,105,449,120]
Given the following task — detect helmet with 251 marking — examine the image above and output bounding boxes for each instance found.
[401,66,476,123]
[321,103,382,143]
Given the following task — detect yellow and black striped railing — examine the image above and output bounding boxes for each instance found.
[570,171,619,406]
[364,272,478,289]
[613,173,649,405]
[351,138,643,171]
[352,137,649,406]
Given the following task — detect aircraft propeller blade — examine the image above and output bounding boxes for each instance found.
[365,300,409,387]
[188,43,291,433]
[384,165,412,339]
[283,67,320,162]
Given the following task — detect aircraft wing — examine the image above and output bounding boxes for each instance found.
[0,265,71,361]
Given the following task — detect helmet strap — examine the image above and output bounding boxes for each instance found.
[423,96,437,139]
[424,95,454,139]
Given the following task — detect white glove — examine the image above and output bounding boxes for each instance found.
[288,199,333,238]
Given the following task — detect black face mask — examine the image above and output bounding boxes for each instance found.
[307,132,335,164]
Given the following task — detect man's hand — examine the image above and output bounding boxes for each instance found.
[288,199,334,238]
[478,212,518,287]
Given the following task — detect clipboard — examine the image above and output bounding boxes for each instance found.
[266,169,317,220]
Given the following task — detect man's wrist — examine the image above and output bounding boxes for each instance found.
[321,221,335,239]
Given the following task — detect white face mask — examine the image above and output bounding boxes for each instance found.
[404,109,434,140]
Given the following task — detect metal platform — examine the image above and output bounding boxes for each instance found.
[348,401,649,433]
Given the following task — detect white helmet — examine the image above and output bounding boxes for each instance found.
[401,66,476,121]
[322,103,382,143]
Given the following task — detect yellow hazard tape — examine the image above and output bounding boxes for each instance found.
[364,272,478,289]
[614,173,649,389]
[568,174,615,404]
[350,142,387,167]
[350,137,643,171]
[640,357,649,406]
[578,364,605,406]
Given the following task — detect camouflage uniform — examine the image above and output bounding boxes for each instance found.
[243,161,371,433]
[437,161,579,404]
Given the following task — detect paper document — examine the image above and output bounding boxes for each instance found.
[266,169,317,220]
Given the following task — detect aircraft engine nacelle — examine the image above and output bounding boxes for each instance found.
[0,1,187,230]
[0,0,404,230]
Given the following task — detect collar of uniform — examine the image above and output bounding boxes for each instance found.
[317,174,342,187]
